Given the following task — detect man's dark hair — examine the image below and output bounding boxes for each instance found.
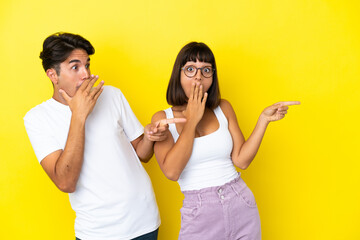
[166,42,220,109]
[39,32,95,75]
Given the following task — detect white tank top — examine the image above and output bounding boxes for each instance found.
[164,106,239,191]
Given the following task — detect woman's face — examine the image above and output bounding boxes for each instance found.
[180,60,213,99]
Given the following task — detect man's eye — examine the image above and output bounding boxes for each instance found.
[85,64,90,68]
[71,65,78,70]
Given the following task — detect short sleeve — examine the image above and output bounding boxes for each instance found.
[116,88,144,141]
[24,109,62,163]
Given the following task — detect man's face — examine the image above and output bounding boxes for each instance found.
[54,49,91,97]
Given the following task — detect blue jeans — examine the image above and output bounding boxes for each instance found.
[76,228,159,240]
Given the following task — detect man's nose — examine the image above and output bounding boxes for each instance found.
[81,68,90,80]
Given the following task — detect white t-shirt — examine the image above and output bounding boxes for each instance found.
[24,86,160,240]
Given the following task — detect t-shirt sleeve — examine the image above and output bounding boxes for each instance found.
[24,109,62,163]
[117,88,144,142]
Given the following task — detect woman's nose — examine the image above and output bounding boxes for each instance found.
[194,69,202,80]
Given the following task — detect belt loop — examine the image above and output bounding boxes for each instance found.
[197,194,202,207]
[231,184,239,196]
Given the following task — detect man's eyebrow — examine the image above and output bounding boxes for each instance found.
[69,59,80,64]
[69,58,90,64]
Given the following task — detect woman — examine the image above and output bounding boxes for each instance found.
[151,42,300,240]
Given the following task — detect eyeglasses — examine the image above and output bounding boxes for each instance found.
[181,65,215,78]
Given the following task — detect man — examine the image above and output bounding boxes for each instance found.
[24,32,183,240]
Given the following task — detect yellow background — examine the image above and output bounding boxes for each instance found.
[1,0,359,239]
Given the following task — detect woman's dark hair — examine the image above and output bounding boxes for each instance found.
[39,32,95,75]
[166,42,220,109]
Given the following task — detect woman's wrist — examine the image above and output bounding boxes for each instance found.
[259,112,271,126]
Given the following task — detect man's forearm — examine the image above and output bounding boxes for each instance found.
[54,115,86,192]
[135,136,154,162]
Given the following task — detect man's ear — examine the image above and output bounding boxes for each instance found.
[46,68,58,85]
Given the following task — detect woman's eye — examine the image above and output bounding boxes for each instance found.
[71,65,78,70]
[186,66,195,72]
[204,68,211,73]
[85,64,90,68]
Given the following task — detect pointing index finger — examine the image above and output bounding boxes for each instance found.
[278,101,301,106]
[158,118,186,127]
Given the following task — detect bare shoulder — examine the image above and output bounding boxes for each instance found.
[219,99,232,108]
[219,99,235,118]
[151,110,167,123]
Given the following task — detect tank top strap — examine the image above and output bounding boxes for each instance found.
[163,108,180,142]
[213,105,229,128]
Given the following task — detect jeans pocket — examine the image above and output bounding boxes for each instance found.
[237,184,257,208]
[179,203,202,237]
[180,204,200,222]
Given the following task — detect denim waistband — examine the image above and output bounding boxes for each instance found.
[181,174,244,203]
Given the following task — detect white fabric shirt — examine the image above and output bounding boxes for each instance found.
[164,106,239,191]
[24,86,160,240]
